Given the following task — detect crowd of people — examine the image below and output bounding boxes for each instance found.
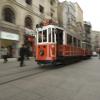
[0,44,33,67]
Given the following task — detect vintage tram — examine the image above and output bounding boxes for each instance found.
[35,25,91,65]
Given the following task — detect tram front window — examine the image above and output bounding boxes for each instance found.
[38,29,47,43]
[48,28,55,43]
[38,31,42,42]
[48,28,51,42]
[43,30,47,42]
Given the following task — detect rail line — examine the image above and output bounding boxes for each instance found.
[0,62,64,85]
[0,67,38,78]
[0,67,47,85]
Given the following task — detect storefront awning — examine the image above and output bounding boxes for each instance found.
[0,31,19,41]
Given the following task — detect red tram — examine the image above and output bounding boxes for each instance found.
[35,25,91,65]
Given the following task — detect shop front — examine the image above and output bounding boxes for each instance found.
[0,31,19,58]
[24,28,36,56]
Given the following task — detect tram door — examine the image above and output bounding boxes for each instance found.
[55,28,63,57]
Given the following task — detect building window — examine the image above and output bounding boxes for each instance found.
[25,0,32,5]
[39,5,44,13]
[25,16,33,29]
[50,0,53,5]
[3,7,15,23]
[50,0,55,5]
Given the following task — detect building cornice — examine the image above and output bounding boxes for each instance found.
[7,0,45,19]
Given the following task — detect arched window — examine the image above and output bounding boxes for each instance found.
[25,16,33,29]
[3,7,15,23]
[25,0,32,5]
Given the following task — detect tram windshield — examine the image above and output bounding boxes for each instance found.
[38,31,42,42]
[38,29,47,43]
[43,30,47,42]
[48,28,55,43]
[37,27,56,43]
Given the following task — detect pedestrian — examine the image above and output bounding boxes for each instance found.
[98,49,100,59]
[25,45,30,60]
[1,46,8,63]
[19,44,26,67]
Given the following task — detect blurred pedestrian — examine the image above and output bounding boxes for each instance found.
[25,45,30,60]
[19,44,26,67]
[1,46,8,63]
[98,49,100,59]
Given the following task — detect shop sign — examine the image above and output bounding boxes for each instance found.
[0,31,19,41]
[25,28,36,36]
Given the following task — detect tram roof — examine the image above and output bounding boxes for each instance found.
[42,25,64,30]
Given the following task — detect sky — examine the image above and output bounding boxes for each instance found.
[59,0,100,31]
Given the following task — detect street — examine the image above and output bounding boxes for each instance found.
[0,57,100,100]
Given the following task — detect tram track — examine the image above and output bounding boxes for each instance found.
[0,67,38,78]
[0,60,64,85]
[0,66,47,85]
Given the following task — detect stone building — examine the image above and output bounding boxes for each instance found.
[91,31,100,51]
[83,21,91,49]
[58,1,76,35]
[57,1,68,29]
[74,2,84,39]
[58,1,83,38]
[0,0,58,57]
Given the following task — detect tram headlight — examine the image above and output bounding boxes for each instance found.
[40,49,44,56]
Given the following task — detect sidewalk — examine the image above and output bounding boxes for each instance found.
[0,57,35,63]
[0,58,17,63]
[0,57,38,85]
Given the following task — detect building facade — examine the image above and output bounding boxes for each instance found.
[58,1,68,29]
[74,2,84,39]
[91,31,100,51]
[67,1,76,35]
[0,0,58,57]
[83,21,91,49]
[58,1,85,40]
[58,1,77,36]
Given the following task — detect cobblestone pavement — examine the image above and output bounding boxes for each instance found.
[0,57,100,100]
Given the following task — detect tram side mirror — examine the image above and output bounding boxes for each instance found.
[36,23,43,28]
[36,24,39,28]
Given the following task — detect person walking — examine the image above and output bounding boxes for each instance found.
[25,45,30,60]
[19,44,26,67]
[98,49,100,59]
[1,46,8,63]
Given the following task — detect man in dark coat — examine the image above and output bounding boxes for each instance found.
[25,45,30,60]
[19,44,26,67]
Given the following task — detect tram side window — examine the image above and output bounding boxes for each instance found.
[78,40,81,47]
[52,28,55,42]
[38,31,42,42]
[73,37,77,47]
[56,28,63,44]
[67,34,72,45]
[82,43,86,48]
[43,30,47,42]
[48,28,51,42]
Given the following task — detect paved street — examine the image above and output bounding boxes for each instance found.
[0,57,100,100]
